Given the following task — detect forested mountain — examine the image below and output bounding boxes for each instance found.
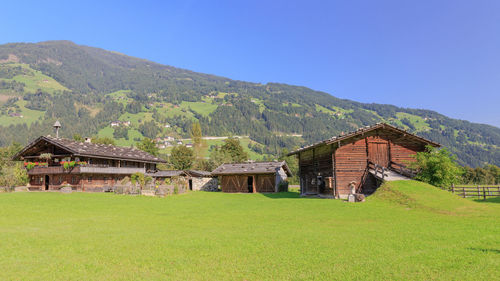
[0,40,498,167]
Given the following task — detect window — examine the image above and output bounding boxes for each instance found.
[71,176,76,184]
[103,177,108,184]
[88,177,92,183]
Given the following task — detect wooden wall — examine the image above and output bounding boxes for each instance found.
[220,174,277,193]
[334,138,368,196]
[255,175,275,193]
[390,138,426,166]
[29,174,125,192]
[298,144,333,196]
[220,175,248,193]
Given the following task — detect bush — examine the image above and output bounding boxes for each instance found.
[278,180,289,192]
[410,146,462,188]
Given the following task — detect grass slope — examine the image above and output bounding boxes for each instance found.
[0,63,68,94]
[0,99,44,125]
[0,181,498,280]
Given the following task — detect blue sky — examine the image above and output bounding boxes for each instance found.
[1,0,499,127]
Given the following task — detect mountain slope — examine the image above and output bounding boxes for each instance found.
[0,41,499,166]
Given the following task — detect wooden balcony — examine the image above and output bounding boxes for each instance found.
[28,166,66,175]
[28,165,145,175]
[78,166,145,174]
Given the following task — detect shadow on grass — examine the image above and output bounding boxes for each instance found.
[260,192,323,199]
[467,248,500,254]
[473,196,500,204]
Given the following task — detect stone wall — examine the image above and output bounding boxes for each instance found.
[191,177,218,191]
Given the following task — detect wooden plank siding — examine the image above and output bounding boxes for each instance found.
[220,175,248,193]
[29,174,125,192]
[390,139,425,166]
[367,136,390,167]
[335,138,368,196]
[298,144,333,196]
[255,175,275,193]
[220,174,277,193]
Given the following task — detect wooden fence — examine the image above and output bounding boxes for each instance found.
[447,184,500,200]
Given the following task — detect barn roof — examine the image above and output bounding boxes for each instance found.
[288,123,440,156]
[211,161,291,176]
[13,136,166,163]
[146,170,187,177]
[186,170,214,177]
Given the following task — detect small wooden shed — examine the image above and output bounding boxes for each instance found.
[147,170,218,191]
[211,161,291,193]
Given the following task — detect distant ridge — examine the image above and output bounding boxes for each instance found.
[0,40,498,167]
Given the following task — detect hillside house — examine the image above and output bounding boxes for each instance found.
[9,112,23,118]
[110,120,130,127]
[13,136,166,192]
[211,161,291,193]
[288,123,440,199]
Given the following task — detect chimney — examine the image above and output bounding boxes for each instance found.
[53,120,61,138]
[85,137,92,143]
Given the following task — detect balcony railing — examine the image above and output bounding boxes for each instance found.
[28,166,66,175]
[79,166,145,174]
[28,165,145,175]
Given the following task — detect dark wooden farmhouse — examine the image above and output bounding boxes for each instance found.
[288,123,440,198]
[211,161,291,193]
[13,136,166,191]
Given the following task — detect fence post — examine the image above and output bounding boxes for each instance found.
[483,186,486,200]
[477,185,480,199]
[463,186,465,198]
[451,184,454,193]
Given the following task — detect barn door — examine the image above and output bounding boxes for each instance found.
[368,142,389,167]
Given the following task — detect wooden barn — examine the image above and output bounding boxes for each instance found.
[288,123,440,198]
[211,161,291,193]
[13,135,166,192]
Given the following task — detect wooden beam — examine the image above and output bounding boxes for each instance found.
[298,152,302,194]
[331,145,337,198]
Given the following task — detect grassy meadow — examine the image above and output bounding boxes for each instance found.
[0,180,498,280]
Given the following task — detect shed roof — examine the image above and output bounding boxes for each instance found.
[147,170,213,178]
[146,170,186,177]
[211,161,291,176]
[13,136,166,163]
[288,123,440,156]
[186,170,214,177]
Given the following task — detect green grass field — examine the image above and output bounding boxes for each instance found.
[180,101,218,117]
[394,112,431,131]
[97,126,143,147]
[0,99,44,125]
[0,63,68,94]
[0,180,498,280]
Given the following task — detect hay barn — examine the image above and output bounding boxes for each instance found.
[288,123,440,198]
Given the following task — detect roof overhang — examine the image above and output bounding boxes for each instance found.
[13,136,167,164]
